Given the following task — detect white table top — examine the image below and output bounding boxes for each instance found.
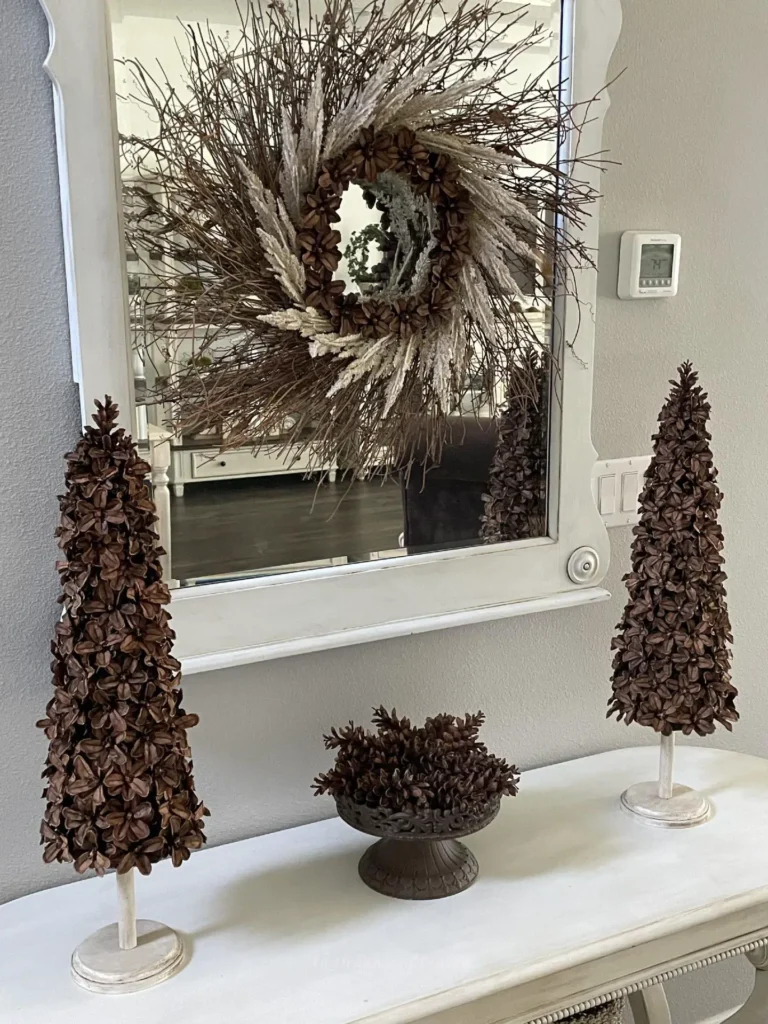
[3,745,768,1024]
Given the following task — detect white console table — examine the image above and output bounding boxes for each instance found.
[3,746,768,1023]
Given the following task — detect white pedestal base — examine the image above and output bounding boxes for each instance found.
[620,782,712,829]
[71,920,185,995]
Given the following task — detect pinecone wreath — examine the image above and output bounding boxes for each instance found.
[480,354,548,543]
[607,362,737,736]
[38,397,209,875]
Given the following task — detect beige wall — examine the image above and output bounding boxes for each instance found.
[1,0,766,1019]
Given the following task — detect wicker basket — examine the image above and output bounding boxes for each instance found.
[561,999,623,1023]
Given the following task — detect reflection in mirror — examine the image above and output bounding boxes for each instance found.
[110,0,575,586]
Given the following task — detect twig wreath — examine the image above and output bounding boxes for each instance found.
[121,0,599,470]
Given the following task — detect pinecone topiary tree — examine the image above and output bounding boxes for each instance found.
[38,397,208,876]
[480,354,547,543]
[314,707,519,813]
[607,363,737,737]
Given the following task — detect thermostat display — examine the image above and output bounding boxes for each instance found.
[618,231,681,299]
[639,244,674,285]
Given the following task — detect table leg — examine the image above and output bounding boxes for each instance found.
[720,947,768,1023]
[628,985,671,1024]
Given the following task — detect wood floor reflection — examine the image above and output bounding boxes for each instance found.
[170,476,404,582]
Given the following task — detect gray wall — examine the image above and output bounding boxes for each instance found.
[1,0,766,1020]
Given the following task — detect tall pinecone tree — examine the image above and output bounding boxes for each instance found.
[607,363,737,736]
[480,355,547,543]
[38,398,208,875]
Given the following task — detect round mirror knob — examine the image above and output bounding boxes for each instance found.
[567,546,600,584]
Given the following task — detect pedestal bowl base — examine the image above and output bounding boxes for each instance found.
[359,836,479,900]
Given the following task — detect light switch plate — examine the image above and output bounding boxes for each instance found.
[591,455,651,527]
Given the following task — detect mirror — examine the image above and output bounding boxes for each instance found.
[110,0,567,587]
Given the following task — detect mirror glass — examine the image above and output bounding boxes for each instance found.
[110,0,564,586]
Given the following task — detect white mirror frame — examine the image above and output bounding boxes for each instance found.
[40,0,621,674]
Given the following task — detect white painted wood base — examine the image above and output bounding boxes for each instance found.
[620,781,712,829]
[70,920,184,995]
[621,734,711,828]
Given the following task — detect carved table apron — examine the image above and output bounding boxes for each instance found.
[2,747,768,1023]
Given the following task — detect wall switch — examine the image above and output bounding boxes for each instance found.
[597,474,616,515]
[591,455,651,527]
[620,471,639,513]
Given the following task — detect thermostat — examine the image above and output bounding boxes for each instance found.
[618,231,681,299]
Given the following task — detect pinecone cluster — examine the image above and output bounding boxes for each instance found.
[38,398,209,875]
[607,363,737,737]
[314,707,519,814]
[480,354,548,543]
[300,127,469,339]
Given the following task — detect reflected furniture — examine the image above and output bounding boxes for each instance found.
[169,439,338,498]
[402,417,497,550]
[4,746,768,1023]
[140,423,175,586]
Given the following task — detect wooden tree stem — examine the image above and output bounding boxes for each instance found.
[659,733,675,800]
[117,868,137,951]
